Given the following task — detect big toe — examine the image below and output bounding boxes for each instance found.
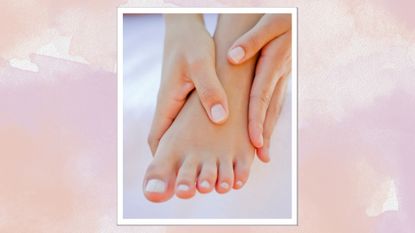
[143,158,176,203]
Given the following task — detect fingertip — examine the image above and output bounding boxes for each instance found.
[227,46,245,64]
[210,103,228,124]
[256,148,271,163]
[249,123,264,148]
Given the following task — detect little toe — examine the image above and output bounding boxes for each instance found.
[175,157,199,199]
[197,159,217,194]
[233,156,253,190]
[216,157,234,194]
[143,157,177,203]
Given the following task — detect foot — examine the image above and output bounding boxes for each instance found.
[143,14,262,202]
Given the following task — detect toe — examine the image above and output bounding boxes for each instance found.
[175,156,199,199]
[143,157,177,203]
[216,157,234,194]
[233,156,253,190]
[197,159,217,194]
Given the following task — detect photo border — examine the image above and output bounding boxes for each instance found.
[117,7,298,225]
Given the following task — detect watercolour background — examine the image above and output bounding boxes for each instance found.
[1,0,415,232]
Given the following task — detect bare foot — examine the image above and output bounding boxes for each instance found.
[143,14,262,202]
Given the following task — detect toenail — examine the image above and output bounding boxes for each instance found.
[211,104,226,123]
[177,184,190,192]
[145,179,166,193]
[220,182,230,190]
[200,180,210,189]
[236,180,244,188]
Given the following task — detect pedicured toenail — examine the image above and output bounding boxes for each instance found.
[200,180,210,189]
[145,179,166,193]
[236,180,244,188]
[177,184,190,192]
[220,182,230,190]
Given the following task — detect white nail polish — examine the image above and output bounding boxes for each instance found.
[220,182,230,190]
[200,181,210,189]
[177,184,190,192]
[236,180,244,188]
[211,104,226,123]
[228,46,245,63]
[145,179,166,193]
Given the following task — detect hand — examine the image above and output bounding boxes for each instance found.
[148,14,229,155]
[227,14,292,162]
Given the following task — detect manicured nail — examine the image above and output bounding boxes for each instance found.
[220,182,230,190]
[145,179,166,193]
[200,180,210,189]
[177,184,190,192]
[211,104,226,123]
[228,46,245,63]
[236,180,244,188]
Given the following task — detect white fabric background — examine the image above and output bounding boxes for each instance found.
[122,14,292,219]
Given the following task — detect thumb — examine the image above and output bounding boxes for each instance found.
[191,62,229,124]
[227,14,291,64]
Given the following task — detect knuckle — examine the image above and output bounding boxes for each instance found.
[198,86,220,103]
[251,92,272,107]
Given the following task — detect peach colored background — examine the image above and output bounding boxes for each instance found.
[1,0,414,232]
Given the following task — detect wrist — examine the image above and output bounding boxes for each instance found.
[164,14,205,32]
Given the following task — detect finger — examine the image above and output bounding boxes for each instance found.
[147,74,194,155]
[227,14,291,64]
[257,68,290,162]
[248,32,291,149]
[189,58,229,125]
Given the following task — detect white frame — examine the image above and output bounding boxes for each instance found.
[117,7,298,225]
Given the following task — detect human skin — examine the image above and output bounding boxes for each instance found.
[148,14,292,163]
[147,14,229,155]
[143,14,262,202]
[227,14,292,162]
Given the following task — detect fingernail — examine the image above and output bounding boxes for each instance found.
[200,180,210,189]
[236,180,244,188]
[220,182,230,190]
[145,179,166,193]
[228,46,245,63]
[177,184,190,192]
[211,104,226,123]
